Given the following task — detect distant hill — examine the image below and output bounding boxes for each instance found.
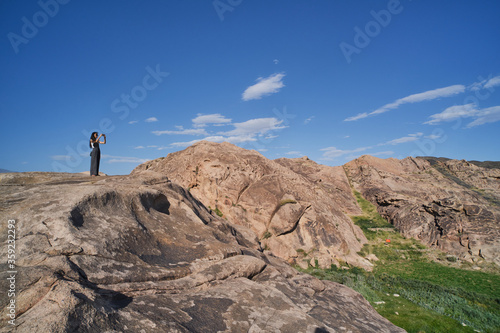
[0,168,16,173]
[417,156,500,170]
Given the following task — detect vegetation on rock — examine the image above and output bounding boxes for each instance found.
[299,189,500,333]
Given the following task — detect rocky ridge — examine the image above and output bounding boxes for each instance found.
[133,141,368,270]
[345,155,500,265]
[134,142,500,267]
[0,171,404,332]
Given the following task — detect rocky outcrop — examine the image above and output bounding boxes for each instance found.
[0,172,404,332]
[345,155,500,265]
[133,141,368,270]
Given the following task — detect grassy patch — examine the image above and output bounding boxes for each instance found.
[279,199,297,206]
[262,231,272,239]
[208,206,223,217]
[297,189,500,333]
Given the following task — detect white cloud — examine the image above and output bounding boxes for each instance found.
[242,73,285,101]
[371,151,394,156]
[128,120,138,124]
[466,106,500,127]
[304,116,315,124]
[152,128,208,136]
[221,118,286,137]
[285,151,302,156]
[382,133,423,145]
[344,112,369,122]
[145,117,158,123]
[273,59,279,65]
[424,104,478,125]
[320,146,371,161]
[345,84,466,121]
[425,134,441,140]
[170,135,256,148]
[102,155,151,164]
[395,85,465,105]
[170,117,287,148]
[51,155,71,161]
[483,75,500,89]
[321,132,426,161]
[134,146,145,149]
[192,113,231,128]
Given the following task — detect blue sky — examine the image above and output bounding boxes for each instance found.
[1,0,500,175]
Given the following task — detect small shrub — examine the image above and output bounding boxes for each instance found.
[214,207,223,217]
[296,248,307,257]
[446,256,458,263]
[279,199,297,206]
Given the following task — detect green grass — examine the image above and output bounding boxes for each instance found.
[262,231,272,239]
[208,206,224,217]
[279,199,297,206]
[297,188,500,333]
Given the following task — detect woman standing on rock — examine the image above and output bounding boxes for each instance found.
[89,132,106,176]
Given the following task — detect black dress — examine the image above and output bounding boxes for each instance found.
[90,141,100,176]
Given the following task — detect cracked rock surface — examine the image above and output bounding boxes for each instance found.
[345,155,500,265]
[0,172,404,332]
[133,141,369,270]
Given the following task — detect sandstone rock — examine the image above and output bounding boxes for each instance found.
[133,141,369,270]
[0,172,404,332]
[345,155,500,265]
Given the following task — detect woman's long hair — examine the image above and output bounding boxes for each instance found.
[89,132,98,148]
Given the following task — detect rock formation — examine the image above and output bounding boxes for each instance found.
[0,171,404,332]
[133,141,369,270]
[345,155,500,265]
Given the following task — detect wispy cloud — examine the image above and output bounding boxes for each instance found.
[51,155,72,161]
[171,117,287,148]
[304,116,315,124]
[484,75,500,89]
[344,113,369,122]
[192,113,231,127]
[469,75,500,90]
[321,146,371,160]
[372,151,394,156]
[285,151,302,156]
[381,132,423,145]
[128,120,138,124]
[424,104,500,127]
[102,155,151,164]
[221,118,286,137]
[170,135,254,148]
[145,117,158,122]
[242,73,285,101]
[424,104,477,125]
[152,128,208,136]
[345,84,466,121]
[321,132,424,161]
[466,106,500,127]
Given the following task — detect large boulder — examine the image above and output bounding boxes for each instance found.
[0,172,404,332]
[132,141,369,270]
